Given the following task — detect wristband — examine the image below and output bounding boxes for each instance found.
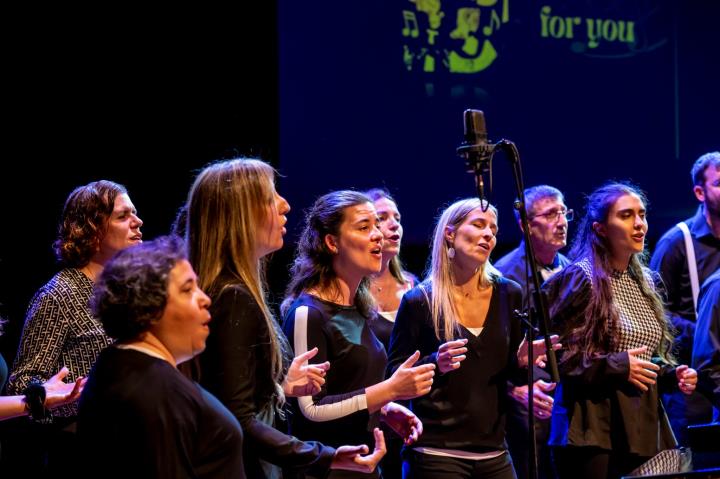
[23,379,53,424]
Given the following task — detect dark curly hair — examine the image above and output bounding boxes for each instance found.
[91,235,186,342]
[54,180,127,268]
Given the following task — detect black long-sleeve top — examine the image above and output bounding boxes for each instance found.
[282,293,387,453]
[385,278,524,453]
[78,347,245,479]
[200,281,335,479]
[542,260,678,457]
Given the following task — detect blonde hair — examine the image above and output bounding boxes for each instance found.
[427,198,500,340]
[187,158,290,408]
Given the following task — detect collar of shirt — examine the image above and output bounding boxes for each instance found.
[689,204,715,240]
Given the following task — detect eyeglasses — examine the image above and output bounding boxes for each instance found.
[530,209,574,223]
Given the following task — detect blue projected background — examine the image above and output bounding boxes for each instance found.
[278,0,718,249]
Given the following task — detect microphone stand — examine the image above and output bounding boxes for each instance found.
[458,138,560,479]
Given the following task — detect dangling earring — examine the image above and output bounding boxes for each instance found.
[448,246,456,259]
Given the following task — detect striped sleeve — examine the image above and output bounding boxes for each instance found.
[289,305,368,422]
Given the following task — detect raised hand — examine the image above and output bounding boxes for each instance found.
[331,428,386,473]
[676,365,697,395]
[627,346,660,392]
[283,347,331,397]
[517,335,561,368]
[43,367,87,409]
[436,339,468,373]
[381,402,424,445]
[388,351,435,400]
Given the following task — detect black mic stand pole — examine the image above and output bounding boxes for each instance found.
[459,138,560,479]
[498,139,560,479]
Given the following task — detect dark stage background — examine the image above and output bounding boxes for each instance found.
[0,1,718,382]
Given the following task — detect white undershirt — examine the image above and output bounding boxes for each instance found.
[415,447,506,460]
[377,310,398,322]
[465,326,484,336]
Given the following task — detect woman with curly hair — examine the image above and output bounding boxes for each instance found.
[6,180,142,472]
[78,235,245,478]
[543,182,697,479]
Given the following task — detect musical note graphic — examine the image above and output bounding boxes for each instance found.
[402,10,420,38]
[483,9,500,35]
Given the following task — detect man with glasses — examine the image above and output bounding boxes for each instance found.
[496,184,572,303]
[495,184,572,479]
[651,151,720,445]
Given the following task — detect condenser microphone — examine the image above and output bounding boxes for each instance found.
[457,109,494,172]
[457,109,495,205]
[463,109,489,151]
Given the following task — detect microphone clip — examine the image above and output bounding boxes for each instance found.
[457,141,495,175]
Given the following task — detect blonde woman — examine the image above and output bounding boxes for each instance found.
[387,198,540,479]
[187,159,386,479]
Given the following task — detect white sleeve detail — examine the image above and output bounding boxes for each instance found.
[293,305,369,422]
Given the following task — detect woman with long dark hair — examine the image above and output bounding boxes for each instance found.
[282,190,435,479]
[543,182,697,479]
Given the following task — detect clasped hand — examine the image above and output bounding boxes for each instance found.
[627,346,698,394]
[510,379,556,419]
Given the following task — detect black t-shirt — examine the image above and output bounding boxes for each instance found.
[78,347,245,479]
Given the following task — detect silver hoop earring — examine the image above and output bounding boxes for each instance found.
[447,247,456,259]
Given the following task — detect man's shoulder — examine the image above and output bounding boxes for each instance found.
[701,270,720,296]
[658,222,688,244]
[652,221,690,263]
[494,245,524,272]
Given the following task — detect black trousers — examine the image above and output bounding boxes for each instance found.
[506,397,555,479]
[403,450,516,479]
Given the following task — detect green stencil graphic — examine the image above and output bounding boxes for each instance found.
[402,0,509,74]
